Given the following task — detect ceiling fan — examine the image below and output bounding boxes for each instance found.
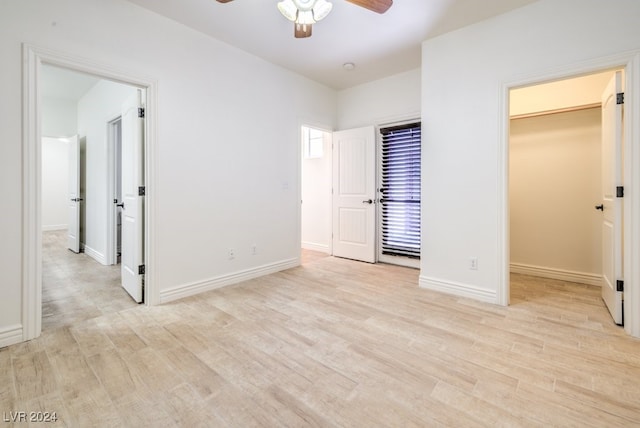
[215,0,393,38]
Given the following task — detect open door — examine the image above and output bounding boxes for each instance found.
[120,90,145,303]
[67,135,81,253]
[332,126,376,263]
[600,71,623,325]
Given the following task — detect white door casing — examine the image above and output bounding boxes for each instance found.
[21,45,159,345]
[332,126,376,263]
[601,71,624,325]
[67,135,80,253]
[120,90,145,303]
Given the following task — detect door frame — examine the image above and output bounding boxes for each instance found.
[22,44,159,341]
[498,51,640,337]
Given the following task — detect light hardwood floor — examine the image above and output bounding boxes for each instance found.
[41,230,137,331]
[2,249,640,426]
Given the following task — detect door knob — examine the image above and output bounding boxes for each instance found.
[595,204,604,211]
[116,202,125,208]
[362,199,373,204]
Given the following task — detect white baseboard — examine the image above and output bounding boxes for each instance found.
[510,263,601,287]
[160,258,300,304]
[42,224,67,231]
[301,242,331,254]
[84,245,107,266]
[419,275,497,304]
[0,324,23,348]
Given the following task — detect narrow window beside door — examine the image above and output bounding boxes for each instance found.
[380,122,421,259]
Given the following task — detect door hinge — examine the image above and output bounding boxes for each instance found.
[617,280,624,292]
[138,186,146,196]
[617,92,624,105]
[138,107,145,118]
[138,264,146,275]
[616,186,624,198]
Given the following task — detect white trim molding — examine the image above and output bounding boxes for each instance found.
[83,245,107,266]
[42,224,68,231]
[301,242,331,254]
[419,275,497,304]
[0,325,24,349]
[160,258,300,304]
[22,45,42,342]
[510,263,602,287]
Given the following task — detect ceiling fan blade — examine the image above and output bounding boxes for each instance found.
[294,23,313,38]
[345,0,392,14]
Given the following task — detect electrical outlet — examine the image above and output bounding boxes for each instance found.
[251,244,257,255]
[469,257,478,270]
[228,248,235,260]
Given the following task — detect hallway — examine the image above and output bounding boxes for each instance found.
[42,230,137,331]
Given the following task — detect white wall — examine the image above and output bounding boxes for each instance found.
[42,137,69,231]
[42,96,77,137]
[77,80,136,264]
[510,108,602,283]
[510,71,614,117]
[420,0,640,303]
[0,0,336,344]
[337,68,421,130]
[301,131,332,253]
[41,97,77,232]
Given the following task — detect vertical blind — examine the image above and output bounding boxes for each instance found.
[380,122,421,259]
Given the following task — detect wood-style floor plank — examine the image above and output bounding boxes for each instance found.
[4,242,640,426]
[12,351,58,403]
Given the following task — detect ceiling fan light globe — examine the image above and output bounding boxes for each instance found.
[312,0,332,22]
[296,10,316,25]
[293,0,316,12]
[277,0,298,21]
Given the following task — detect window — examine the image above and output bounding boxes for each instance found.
[380,122,421,259]
[302,126,324,158]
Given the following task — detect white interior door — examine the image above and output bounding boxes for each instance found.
[67,135,81,253]
[600,71,623,325]
[120,90,145,303]
[332,126,376,263]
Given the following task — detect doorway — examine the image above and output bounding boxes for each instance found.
[22,45,156,341]
[377,121,421,269]
[300,125,333,262]
[507,69,624,324]
[40,66,142,329]
[300,122,422,268]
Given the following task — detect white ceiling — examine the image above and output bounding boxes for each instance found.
[125,0,539,90]
[41,64,100,101]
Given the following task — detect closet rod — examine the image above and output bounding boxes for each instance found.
[510,102,601,120]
